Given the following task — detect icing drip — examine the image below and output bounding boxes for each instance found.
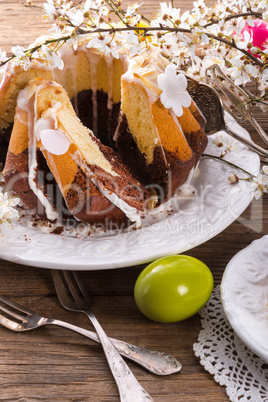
[88,169,142,227]
[0,64,9,91]
[106,57,114,111]
[17,86,59,221]
[88,53,99,135]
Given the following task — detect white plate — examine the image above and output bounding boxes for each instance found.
[0,114,260,270]
[221,236,268,363]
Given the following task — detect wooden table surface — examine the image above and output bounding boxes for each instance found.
[0,1,267,401]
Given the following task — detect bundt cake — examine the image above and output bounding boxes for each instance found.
[0,37,208,230]
[3,79,149,227]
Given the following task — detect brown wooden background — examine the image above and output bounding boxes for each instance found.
[0,1,267,400]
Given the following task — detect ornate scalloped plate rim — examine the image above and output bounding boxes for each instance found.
[221,235,268,363]
[0,114,261,270]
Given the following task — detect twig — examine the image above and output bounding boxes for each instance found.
[204,11,263,28]
[202,153,256,177]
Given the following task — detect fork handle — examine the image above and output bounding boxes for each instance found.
[44,318,181,376]
[46,317,153,401]
[88,312,153,402]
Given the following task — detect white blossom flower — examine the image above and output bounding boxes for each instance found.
[66,10,84,27]
[50,51,64,69]
[254,171,268,199]
[87,34,119,58]
[125,3,143,18]
[84,0,93,12]
[262,166,268,175]
[157,64,192,116]
[0,190,20,221]
[116,31,141,57]
[236,30,252,50]
[11,45,26,58]
[43,0,57,22]
[263,11,268,23]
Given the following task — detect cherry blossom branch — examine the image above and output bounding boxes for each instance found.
[0,22,264,69]
[204,11,263,28]
[74,24,265,67]
[206,33,264,67]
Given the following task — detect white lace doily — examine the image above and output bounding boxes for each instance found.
[193,285,268,401]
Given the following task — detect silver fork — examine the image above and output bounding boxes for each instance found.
[0,292,181,378]
[52,270,154,402]
[51,270,181,376]
[0,293,153,401]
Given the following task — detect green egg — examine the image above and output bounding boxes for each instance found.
[134,255,214,323]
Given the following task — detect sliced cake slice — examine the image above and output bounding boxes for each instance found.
[115,55,207,203]
[32,79,149,227]
[2,85,62,221]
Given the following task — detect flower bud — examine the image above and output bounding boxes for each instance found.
[228,174,239,184]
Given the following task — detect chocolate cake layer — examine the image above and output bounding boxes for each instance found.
[183,129,208,166]
[73,90,120,149]
[3,148,71,220]
[65,165,128,226]
[89,133,149,211]
[0,125,13,166]
[116,115,195,203]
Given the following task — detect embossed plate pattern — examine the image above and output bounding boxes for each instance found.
[221,235,268,363]
[0,115,260,270]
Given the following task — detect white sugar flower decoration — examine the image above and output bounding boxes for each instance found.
[157,65,192,117]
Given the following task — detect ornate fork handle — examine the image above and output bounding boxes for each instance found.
[43,316,153,401]
[42,316,180,376]
[87,311,153,402]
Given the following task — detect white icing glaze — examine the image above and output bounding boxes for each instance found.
[106,56,114,111]
[17,87,31,110]
[88,52,99,135]
[16,84,59,221]
[0,64,9,91]
[93,182,142,227]
[34,116,53,141]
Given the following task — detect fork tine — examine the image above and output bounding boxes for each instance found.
[63,271,82,302]
[0,295,37,323]
[0,304,27,322]
[0,294,36,316]
[72,271,90,302]
[51,270,72,305]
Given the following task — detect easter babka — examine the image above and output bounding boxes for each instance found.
[0,38,208,228]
